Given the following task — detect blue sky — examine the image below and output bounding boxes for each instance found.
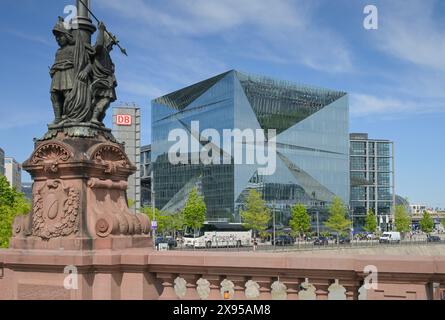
[0,0,444,207]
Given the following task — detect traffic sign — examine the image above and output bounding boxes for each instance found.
[151,220,157,230]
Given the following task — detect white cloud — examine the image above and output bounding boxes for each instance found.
[350,93,445,118]
[374,0,445,70]
[95,0,353,73]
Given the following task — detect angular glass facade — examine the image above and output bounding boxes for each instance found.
[152,71,350,225]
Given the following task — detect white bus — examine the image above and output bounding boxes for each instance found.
[183,230,253,248]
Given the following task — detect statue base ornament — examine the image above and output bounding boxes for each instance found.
[10,126,151,251]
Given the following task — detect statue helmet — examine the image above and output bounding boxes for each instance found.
[53,16,73,40]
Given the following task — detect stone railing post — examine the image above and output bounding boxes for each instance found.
[251,276,272,300]
[228,276,247,300]
[181,274,201,300]
[157,273,178,300]
[280,277,300,300]
[205,275,223,300]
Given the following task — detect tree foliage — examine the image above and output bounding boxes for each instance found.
[363,209,377,233]
[127,198,135,209]
[0,176,31,248]
[419,211,434,234]
[324,197,351,239]
[141,207,185,236]
[183,187,206,236]
[289,204,311,239]
[394,205,411,233]
[240,189,271,241]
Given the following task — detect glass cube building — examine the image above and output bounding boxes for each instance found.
[151,70,349,225]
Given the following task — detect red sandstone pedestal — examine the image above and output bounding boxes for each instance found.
[11,125,151,251]
[0,125,156,299]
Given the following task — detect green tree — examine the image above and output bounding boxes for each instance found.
[363,209,377,233]
[419,211,434,234]
[0,176,31,248]
[324,197,351,244]
[183,187,206,237]
[127,198,135,209]
[240,189,271,244]
[289,204,311,241]
[141,207,185,236]
[442,219,445,230]
[394,205,411,234]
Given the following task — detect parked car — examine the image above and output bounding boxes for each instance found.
[335,236,351,244]
[313,236,329,246]
[272,235,295,246]
[379,232,401,244]
[427,235,441,243]
[155,236,177,249]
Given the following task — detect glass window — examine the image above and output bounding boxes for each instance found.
[350,141,366,155]
[377,143,390,157]
[378,187,391,200]
[368,187,375,200]
[351,186,366,201]
[368,142,375,156]
[351,172,366,180]
[377,158,390,171]
[378,172,390,186]
[351,157,366,170]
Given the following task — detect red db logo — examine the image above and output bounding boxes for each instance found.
[116,114,132,126]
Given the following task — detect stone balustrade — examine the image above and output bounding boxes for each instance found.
[0,248,444,300]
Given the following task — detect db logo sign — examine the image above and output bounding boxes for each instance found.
[116,114,132,126]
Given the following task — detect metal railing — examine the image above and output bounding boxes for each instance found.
[167,235,445,253]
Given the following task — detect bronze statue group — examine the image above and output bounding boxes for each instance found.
[50,17,118,126]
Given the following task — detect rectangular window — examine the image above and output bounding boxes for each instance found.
[350,141,366,155]
[378,187,391,200]
[368,187,375,200]
[368,143,375,156]
[351,157,366,170]
[351,186,366,200]
[378,172,390,186]
[377,158,390,171]
[377,143,390,157]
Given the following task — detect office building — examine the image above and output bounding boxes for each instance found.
[5,157,22,192]
[350,133,395,231]
[112,106,141,212]
[152,70,349,226]
[140,144,152,208]
[0,148,4,176]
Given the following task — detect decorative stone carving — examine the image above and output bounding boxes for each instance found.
[328,279,347,300]
[220,279,235,300]
[31,142,73,173]
[87,178,149,238]
[174,277,187,299]
[32,180,80,240]
[90,144,130,174]
[245,280,260,299]
[196,278,211,300]
[298,279,317,300]
[271,280,288,300]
